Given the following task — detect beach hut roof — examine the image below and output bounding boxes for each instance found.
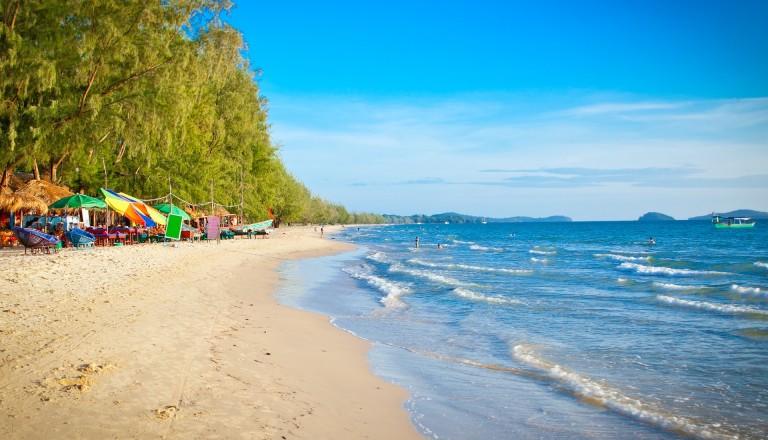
[196,206,231,217]
[6,172,32,192]
[15,179,74,206]
[0,186,49,214]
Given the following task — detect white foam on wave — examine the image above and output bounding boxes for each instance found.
[529,249,556,255]
[595,253,650,262]
[619,262,727,277]
[755,261,768,269]
[367,251,393,264]
[530,257,551,264]
[470,244,505,252]
[409,258,532,275]
[390,262,469,287]
[657,295,768,316]
[512,344,727,439]
[342,266,411,309]
[453,288,524,306]
[730,284,766,297]
[653,282,706,292]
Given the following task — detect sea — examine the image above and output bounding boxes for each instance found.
[274,221,768,439]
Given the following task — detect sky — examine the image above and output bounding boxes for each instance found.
[226,0,768,221]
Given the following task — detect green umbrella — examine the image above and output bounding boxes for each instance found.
[48,194,107,210]
[153,204,191,221]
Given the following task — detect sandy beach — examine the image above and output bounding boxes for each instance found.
[0,226,422,439]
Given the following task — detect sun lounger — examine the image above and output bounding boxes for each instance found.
[13,227,60,254]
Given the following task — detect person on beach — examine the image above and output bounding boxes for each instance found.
[320,226,324,237]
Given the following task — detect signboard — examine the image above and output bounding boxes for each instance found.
[165,214,183,240]
[206,216,220,241]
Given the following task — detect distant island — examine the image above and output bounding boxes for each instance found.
[638,212,675,221]
[688,209,768,221]
[382,212,572,224]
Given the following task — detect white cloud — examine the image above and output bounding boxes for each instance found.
[266,92,768,220]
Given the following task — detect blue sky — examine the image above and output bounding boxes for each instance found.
[227,0,768,221]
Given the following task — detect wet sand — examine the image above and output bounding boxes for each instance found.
[0,226,422,439]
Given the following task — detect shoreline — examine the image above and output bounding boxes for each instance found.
[0,226,422,439]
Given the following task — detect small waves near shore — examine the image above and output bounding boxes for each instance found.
[279,221,768,439]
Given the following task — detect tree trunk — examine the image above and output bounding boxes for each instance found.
[50,151,71,183]
[33,159,40,180]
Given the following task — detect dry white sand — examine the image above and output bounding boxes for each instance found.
[0,226,422,439]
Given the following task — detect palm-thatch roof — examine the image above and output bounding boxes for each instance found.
[0,186,49,214]
[15,179,74,206]
[6,172,32,191]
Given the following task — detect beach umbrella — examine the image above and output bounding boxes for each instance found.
[153,203,191,221]
[99,188,167,227]
[117,192,167,226]
[49,194,107,210]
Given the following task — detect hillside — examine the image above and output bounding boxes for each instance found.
[638,212,675,221]
[382,212,572,224]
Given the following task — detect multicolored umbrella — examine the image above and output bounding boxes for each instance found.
[48,194,107,210]
[99,188,167,227]
[153,204,191,221]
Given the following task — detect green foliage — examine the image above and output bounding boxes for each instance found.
[1,0,367,224]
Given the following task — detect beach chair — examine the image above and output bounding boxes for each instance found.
[65,228,96,250]
[13,227,60,254]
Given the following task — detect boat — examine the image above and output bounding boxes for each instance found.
[712,214,755,229]
[242,219,273,232]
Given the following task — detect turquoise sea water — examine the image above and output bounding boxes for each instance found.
[275,222,768,439]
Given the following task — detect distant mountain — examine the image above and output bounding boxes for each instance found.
[382,212,572,224]
[490,215,572,223]
[689,209,768,221]
[638,212,675,221]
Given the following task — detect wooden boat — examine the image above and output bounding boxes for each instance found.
[229,219,274,238]
[712,215,756,229]
[240,219,273,232]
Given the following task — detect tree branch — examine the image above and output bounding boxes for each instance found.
[99,58,171,97]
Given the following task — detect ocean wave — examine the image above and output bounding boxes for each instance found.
[390,263,469,287]
[529,249,556,255]
[657,295,768,316]
[469,244,505,252]
[530,257,551,264]
[595,253,650,262]
[452,288,524,306]
[367,251,393,264]
[342,266,412,309]
[409,258,532,275]
[512,344,729,440]
[755,261,768,269]
[653,282,707,292]
[618,262,727,277]
[730,284,766,297]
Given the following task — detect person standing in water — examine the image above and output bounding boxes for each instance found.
[415,237,420,248]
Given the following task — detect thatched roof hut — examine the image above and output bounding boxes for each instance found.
[0,186,49,214]
[15,179,74,206]
[193,205,232,217]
